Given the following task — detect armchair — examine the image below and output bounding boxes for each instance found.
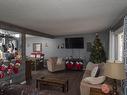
[80,62,105,95]
[47,57,65,72]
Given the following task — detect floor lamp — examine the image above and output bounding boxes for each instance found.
[104,63,126,95]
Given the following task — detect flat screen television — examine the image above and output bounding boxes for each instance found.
[65,37,84,49]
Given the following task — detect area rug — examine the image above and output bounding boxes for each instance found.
[31,69,84,95]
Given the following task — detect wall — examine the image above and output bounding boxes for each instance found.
[123,16,127,95]
[26,31,109,62]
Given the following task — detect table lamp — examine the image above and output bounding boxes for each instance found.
[104,63,126,95]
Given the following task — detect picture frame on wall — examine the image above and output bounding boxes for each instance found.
[33,43,42,52]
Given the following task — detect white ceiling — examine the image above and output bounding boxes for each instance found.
[0,0,127,36]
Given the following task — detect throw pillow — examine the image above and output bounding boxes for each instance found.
[83,76,106,84]
[86,62,94,71]
[57,58,63,64]
[91,66,100,77]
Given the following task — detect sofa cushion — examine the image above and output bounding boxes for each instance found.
[86,62,94,71]
[48,57,57,64]
[83,76,106,84]
[57,58,63,65]
[83,62,105,79]
[91,66,100,77]
[98,63,105,76]
[83,70,91,78]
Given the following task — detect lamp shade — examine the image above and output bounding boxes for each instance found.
[104,63,126,80]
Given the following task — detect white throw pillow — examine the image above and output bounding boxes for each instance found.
[91,66,99,77]
[83,76,106,84]
[57,58,63,64]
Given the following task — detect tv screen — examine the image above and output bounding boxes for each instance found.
[65,37,84,49]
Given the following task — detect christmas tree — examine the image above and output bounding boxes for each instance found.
[90,33,106,63]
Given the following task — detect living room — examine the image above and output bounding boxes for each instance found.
[0,0,127,95]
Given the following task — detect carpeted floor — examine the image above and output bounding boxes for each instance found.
[31,69,84,95]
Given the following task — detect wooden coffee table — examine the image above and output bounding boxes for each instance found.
[36,76,68,92]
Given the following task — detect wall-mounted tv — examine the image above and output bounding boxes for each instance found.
[65,37,84,49]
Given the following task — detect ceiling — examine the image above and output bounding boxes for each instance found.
[0,0,127,36]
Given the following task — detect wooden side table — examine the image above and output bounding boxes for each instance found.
[90,88,108,95]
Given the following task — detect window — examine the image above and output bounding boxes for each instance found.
[118,32,124,61]
[109,26,124,61]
